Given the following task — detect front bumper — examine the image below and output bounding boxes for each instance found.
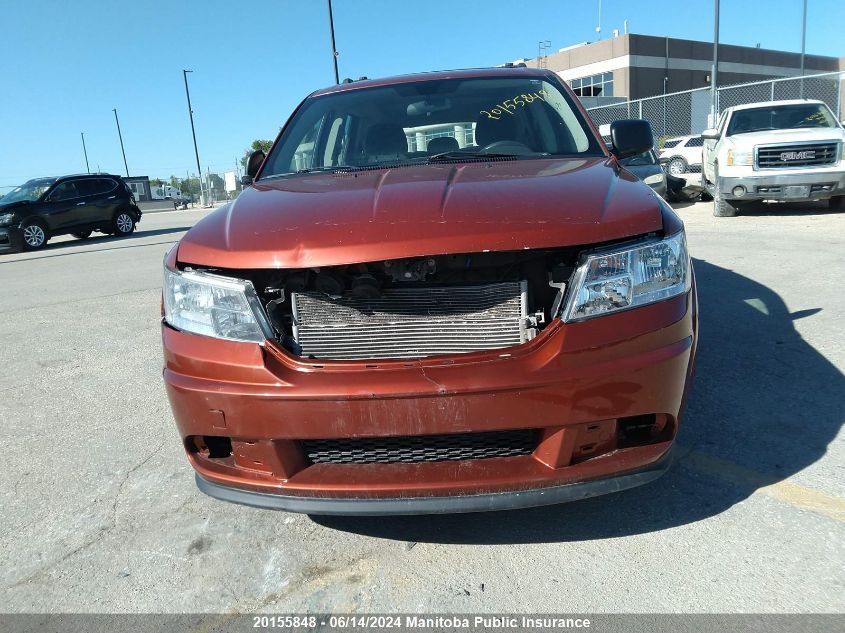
[196,445,675,515]
[719,168,845,201]
[647,179,668,199]
[0,226,24,253]
[163,287,697,515]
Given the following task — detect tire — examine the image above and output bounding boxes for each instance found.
[21,219,48,250]
[828,195,845,210]
[667,157,688,176]
[72,231,92,239]
[113,209,136,236]
[713,187,738,217]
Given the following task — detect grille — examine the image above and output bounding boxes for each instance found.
[291,281,528,360]
[301,429,540,464]
[756,142,839,169]
[758,183,836,195]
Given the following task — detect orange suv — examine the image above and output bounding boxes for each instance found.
[162,68,697,514]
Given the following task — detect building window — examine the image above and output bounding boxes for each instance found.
[404,122,475,152]
[570,72,614,97]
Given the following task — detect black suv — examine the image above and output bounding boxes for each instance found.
[0,174,142,251]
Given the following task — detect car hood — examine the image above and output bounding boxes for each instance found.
[177,157,664,269]
[728,127,845,146]
[0,200,29,212]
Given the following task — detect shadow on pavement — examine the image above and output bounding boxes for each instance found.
[313,258,844,543]
[735,200,840,217]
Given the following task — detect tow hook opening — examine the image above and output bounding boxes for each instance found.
[617,414,674,448]
[188,435,233,459]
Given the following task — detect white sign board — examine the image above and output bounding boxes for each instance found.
[224,171,237,193]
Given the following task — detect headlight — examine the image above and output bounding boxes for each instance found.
[643,173,664,185]
[726,149,752,166]
[0,212,16,226]
[163,267,272,343]
[562,231,690,322]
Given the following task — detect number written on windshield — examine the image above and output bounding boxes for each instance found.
[481,90,550,120]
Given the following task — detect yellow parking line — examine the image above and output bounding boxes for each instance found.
[679,448,845,522]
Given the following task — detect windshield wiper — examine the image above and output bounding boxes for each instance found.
[427,151,522,163]
[295,165,353,174]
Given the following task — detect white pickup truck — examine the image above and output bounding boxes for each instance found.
[702,99,845,216]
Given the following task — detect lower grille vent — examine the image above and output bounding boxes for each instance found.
[301,429,539,465]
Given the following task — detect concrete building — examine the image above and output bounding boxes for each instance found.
[123,176,151,202]
[510,33,843,102]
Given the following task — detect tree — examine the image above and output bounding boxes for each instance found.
[240,139,273,170]
[150,178,164,187]
[172,175,202,200]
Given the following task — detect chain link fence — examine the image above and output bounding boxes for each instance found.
[586,71,845,145]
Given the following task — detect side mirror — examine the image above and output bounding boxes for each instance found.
[245,150,266,184]
[701,128,720,140]
[609,119,653,160]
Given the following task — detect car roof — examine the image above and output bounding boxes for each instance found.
[55,173,122,181]
[21,173,123,187]
[21,176,58,186]
[309,66,554,98]
[726,99,825,113]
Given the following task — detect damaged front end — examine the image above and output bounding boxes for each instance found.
[184,248,583,361]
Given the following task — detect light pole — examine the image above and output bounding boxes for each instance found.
[80,132,90,173]
[327,0,340,84]
[800,0,807,98]
[112,109,129,177]
[183,69,205,205]
[710,0,720,126]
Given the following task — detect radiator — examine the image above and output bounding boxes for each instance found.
[291,281,528,360]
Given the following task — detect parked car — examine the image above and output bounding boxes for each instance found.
[702,99,845,217]
[599,125,667,198]
[0,174,142,251]
[620,149,668,198]
[659,135,704,175]
[162,68,697,515]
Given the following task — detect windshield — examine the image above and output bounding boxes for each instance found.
[620,149,657,166]
[727,103,839,136]
[260,75,603,178]
[1,178,55,204]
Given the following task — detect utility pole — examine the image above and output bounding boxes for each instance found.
[80,132,90,173]
[327,0,340,84]
[800,0,807,98]
[183,69,205,205]
[710,0,720,126]
[112,109,129,177]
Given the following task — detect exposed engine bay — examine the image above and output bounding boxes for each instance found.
[202,249,581,360]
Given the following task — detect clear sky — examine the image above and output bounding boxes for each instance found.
[1,0,843,190]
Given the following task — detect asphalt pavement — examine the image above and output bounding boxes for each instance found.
[0,201,842,613]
